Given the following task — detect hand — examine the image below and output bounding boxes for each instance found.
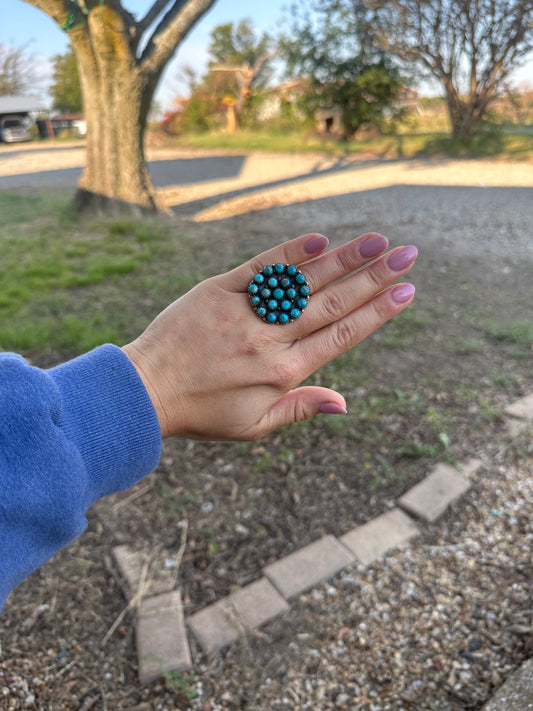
[122,232,417,440]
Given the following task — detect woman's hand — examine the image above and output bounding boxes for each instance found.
[122,232,417,440]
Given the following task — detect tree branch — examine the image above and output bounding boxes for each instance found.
[23,0,86,32]
[138,0,173,32]
[140,0,217,77]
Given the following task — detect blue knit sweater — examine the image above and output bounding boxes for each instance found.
[0,345,161,611]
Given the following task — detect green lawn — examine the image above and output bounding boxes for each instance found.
[0,192,205,354]
[165,127,533,161]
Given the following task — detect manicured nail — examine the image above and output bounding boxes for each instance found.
[387,245,418,271]
[304,234,329,254]
[359,233,389,259]
[391,283,416,304]
[319,402,348,415]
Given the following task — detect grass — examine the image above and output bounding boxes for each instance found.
[165,126,533,161]
[483,319,533,358]
[0,192,205,354]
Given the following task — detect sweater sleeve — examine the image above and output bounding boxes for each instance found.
[0,344,161,611]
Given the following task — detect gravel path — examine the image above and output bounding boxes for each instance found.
[190,425,531,711]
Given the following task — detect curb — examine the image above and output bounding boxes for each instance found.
[109,393,533,684]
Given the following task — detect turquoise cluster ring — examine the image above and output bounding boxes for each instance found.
[248,263,310,324]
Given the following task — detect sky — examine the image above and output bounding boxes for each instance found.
[3,0,533,113]
[4,0,289,110]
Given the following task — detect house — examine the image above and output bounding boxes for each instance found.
[43,113,86,138]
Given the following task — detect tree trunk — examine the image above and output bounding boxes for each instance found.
[23,0,218,214]
[444,81,493,140]
[73,39,158,213]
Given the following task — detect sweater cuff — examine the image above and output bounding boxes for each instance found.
[48,344,161,505]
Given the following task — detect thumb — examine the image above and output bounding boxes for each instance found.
[260,387,347,433]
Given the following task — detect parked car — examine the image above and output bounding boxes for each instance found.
[0,116,31,143]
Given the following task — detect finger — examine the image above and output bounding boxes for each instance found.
[220,233,330,292]
[301,232,389,294]
[297,245,418,336]
[258,386,347,433]
[294,283,416,375]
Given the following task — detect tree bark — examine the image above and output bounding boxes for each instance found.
[73,34,158,213]
[24,0,217,214]
[444,81,494,140]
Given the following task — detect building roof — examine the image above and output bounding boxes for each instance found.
[0,95,46,114]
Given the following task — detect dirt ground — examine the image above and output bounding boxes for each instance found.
[0,144,532,710]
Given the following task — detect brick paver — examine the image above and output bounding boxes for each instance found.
[136,590,191,683]
[340,508,420,567]
[112,544,176,598]
[187,600,240,654]
[112,544,145,596]
[481,658,533,710]
[505,393,533,421]
[398,461,477,523]
[229,577,289,629]
[263,534,355,599]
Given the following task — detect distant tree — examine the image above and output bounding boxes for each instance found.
[23,0,217,214]
[0,42,36,95]
[171,19,273,132]
[50,46,82,114]
[278,0,405,138]
[373,0,533,139]
[208,19,272,128]
[178,70,231,132]
[498,81,533,124]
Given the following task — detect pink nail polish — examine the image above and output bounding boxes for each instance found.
[387,245,418,271]
[359,233,389,259]
[319,402,348,415]
[391,283,416,304]
[304,234,329,254]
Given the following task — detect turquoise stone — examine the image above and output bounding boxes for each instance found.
[250,263,309,324]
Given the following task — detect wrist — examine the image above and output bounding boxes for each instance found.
[121,342,171,438]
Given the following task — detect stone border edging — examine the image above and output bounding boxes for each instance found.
[109,393,533,684]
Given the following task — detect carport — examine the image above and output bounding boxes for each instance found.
[0,95,45,142]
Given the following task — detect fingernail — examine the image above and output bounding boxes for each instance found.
[359,233,389,259]
[387,245,418,271]
[304,234,329,254]
[319,402,348,415]
[391,283,416,304]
